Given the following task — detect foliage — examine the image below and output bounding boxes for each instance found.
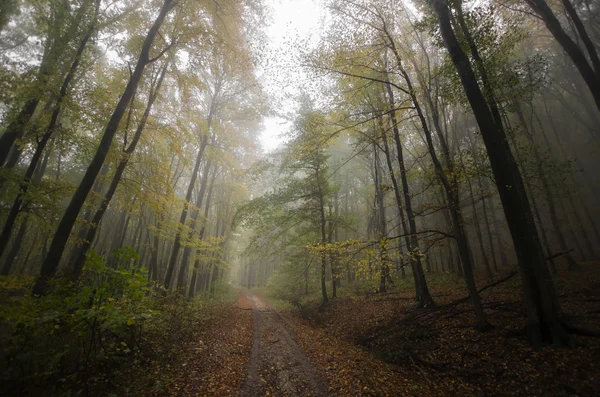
[0,250,228,396]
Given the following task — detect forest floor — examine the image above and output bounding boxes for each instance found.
[168,263,600,396]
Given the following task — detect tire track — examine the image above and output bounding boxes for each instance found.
[240,291,329,396]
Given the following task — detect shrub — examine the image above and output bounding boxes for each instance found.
[0,250,204,396]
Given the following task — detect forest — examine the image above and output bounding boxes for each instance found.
[0,0,599,395]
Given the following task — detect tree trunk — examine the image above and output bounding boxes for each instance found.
[68,61,168,279]
[515,105,579,270]
[526,0,600,115]
[33,0,175,295]
[382,79,433,307]
[178,160,214,291]
[0,139,52,274]
[373,143,388,293]
[386,39,485,322]
[0,222,27,275]
[429,0,571,346]
[164,116,214,290]
[187,167,217,297]
[532,108,597,258]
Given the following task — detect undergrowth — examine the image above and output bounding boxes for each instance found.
[0,250,235,397]
[263,267,473,319]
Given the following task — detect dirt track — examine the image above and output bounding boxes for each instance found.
[240,291,329,396]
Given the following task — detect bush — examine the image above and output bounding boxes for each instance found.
[0,250,210,396]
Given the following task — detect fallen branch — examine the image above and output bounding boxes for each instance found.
[441,270,519,309]
[390,271,519,326]
[372,296,415,302]
[545,249,575,262]
[564,323,600,338]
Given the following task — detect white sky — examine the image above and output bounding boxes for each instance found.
[258,0,325,152]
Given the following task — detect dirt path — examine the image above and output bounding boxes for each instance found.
[240,291,329,397]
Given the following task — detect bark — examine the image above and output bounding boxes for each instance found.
[334,192,340,289]
[132,216,144,262]
[0,142,51,274]
[163,133,209,290]
[185,166,217,297]
[466,168,493,282]
[328,205,337,298]
[533,107,597,258]
[0,222,27,275]
[164,77,220,290]
[0,99,39,167]
[381,116,419,287]
[504,111,556,273]
[373,143,388,293]
[479,181,499,273]
[0,20,95,261]
[0,132,54,260]
[386,37,485,322]
[149,216,162,282]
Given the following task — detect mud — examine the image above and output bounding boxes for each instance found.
[240,292,329,397]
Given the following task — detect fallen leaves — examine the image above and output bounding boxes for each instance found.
[137,264,600,396]
[278,263,600,396]
[167,292,253,396]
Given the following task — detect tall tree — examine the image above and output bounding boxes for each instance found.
[33,0,176,295]
[428,0,571,346]
[524,0,600,114]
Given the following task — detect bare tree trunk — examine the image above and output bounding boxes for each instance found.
[465,173,493,282]
[163,131,210,290]
[69,61,168,279]
[0,145,52,275]
[533,107,598,258]
[328,204,337,298]
[316,164,329,305]
[149,216,162,282]
[385,38,485,322]
[515,106,579,270]
[373,143,389,293]
[382,79,433,307]
[187,167,217,297]
[477,175,499,273]
[178,160,214,291]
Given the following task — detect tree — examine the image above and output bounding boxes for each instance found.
[0,0,101,167]
[68,59,170,280]
[0,0,102,266]
[33,0,176,295]
[284,108,334,305]
[428,0,571,347]
[524,0,600,114]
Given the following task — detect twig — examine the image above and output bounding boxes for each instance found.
[545,249,575,262]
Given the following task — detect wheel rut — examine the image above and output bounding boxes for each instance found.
[240,291,329,397]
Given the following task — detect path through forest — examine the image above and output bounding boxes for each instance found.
[170,267,600,396]
[240,291,329,396]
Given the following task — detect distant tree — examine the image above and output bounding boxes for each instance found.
[524,0,600,113]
